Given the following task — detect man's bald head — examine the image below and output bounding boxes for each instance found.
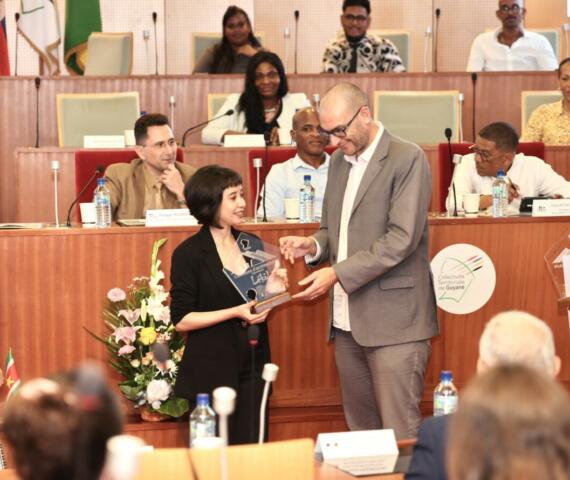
[292,106,319,130]
[320,83,369,118]
[478,310,560,377]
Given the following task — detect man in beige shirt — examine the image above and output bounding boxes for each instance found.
[105,113,195,220]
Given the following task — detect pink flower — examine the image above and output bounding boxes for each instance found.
[118,344,136,356]
[107,288,126,302]
[118,309,141,325]
[113,326,140,344]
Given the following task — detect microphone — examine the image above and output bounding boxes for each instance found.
[283,27,291,72]
[51,160,61,227]
[248,325,259,347]
[152,12,158,75]
[169,95,176,132]
[14,13,20,76]
[34,77,41,148]
[213,386,236,480]
[294,10,300,74]
[181,108,234,146]
[444,128,458,217]
[66,165,104,227]
[247,325,260,442]
[152,341,170,371]
[423,26,432,72]
[312,93,320,110]
[261,130,271,222]
[434,8,441,73]
[258,363,279,444]
[471,72,478,141]
[253,157,262,223]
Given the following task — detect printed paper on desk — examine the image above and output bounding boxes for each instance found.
[145,209,198,227]
[223,134,266,148]
[83,135,126,148]
[315,429,398,476]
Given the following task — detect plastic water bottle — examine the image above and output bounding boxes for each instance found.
[433,370,458,416]
[299,175,315,223]
[93,178,112,228]
[189,393,216,447]
[492,170,508,218]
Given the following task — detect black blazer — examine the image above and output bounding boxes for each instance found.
[405,414,450,480]
[170,226,270,400]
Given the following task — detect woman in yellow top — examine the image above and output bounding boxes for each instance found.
[522,57,570,145]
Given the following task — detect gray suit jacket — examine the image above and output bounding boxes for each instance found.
[313,129,438,347]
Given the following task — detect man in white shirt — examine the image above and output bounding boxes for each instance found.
[466,0,557,72]
[446,121,570,214]
[258,107,330,220]
[279,83,438,439]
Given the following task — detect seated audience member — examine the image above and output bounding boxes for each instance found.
[406,310,561,480]
[445,121,570,213]
[193,6,262,74]
[258,107,330,220]
[202,51,308,146]
[522,58,570,145]
[466,0,557,72]
[105,113,195,220]
[448,365,570,480]
[322,0,405,73]
[3,364,123,480]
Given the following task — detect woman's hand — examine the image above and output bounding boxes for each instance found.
[269,127,280,146]
[234,301,271,324]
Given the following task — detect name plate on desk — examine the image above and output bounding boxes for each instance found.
[532,199,570,217]
[315,429,398,476]
[83,135,126,148]
[145,209,198,227]
[224,134,266,148]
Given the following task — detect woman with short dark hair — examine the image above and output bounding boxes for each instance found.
[193,6,262,74]
[202,51,309,146]
[170,165,273,445]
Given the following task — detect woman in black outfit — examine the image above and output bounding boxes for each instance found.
[170,165,271,445]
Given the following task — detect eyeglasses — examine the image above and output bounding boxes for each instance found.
[255,71,279,82]
[498,4,521,13]
[469,144,494,162]
[343,14,369,23]
[144,138,177,151]
[318,106,363,138]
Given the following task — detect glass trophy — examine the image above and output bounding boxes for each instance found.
[223,232,291,313]
[544,228,570,303]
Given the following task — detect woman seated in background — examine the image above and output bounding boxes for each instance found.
[202,51,309,146]
[193,6,262,74]
[522,57,570,145]
[447,364,570,480]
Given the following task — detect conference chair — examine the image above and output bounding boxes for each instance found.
[521,90,563,137]
[247,146,337,209]
[373,90,461,145]
[436,142,545,212]
[84,32,134,76]
[191,32,265,70]
[207,93,234,119]
[370,29,412,71]
[73,148,184,220]
[56,92,140,148]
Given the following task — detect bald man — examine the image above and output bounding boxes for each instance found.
[406,311,561,480]
[258,107,330,219]
[280,83,438,439]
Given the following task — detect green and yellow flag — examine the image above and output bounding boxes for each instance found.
[5,348,20,399]
[64,0,101,75]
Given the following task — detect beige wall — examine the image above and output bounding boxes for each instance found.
[3,0,564,75]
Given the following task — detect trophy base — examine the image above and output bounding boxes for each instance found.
[253,292,291,313]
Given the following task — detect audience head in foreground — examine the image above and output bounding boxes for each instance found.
[448,364,570,480]
[522,57,570,145]
[3,364,123,480]
[445,121,570,213]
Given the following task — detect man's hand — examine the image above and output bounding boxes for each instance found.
[279,236,317,264]
[293,267,338,301]
[160,163,185,200]
[507,179,520,203]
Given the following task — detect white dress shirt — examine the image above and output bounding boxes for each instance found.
[466,29,557,72]
[445,153,570,213]
[258,153,330,220]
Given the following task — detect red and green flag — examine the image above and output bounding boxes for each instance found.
[5,349,21,399]
[64,0,101,75]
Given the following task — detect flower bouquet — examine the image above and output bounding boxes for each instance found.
[88,238,188,419]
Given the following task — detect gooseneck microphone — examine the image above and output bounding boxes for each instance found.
[152,12,158,75]
[434,8,441,73]
[34,77,41,148]
[445,128,458,216]
[253,157,262,223]
[248,325,260,442]
[258,363,279,444]
[471,72,478,141]
[213,387,236,480]
[294,10,300,74]
[262,131,271,222]
[181,109,234,146]
[66,165,104,227]
[14,13,20,76]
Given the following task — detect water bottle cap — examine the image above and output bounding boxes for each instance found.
[496,170,505,177]
[303,175,311,182]
[440,370,453,382]
[196,393,210,406]
[97,178,105,186]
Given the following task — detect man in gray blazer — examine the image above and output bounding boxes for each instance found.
[280,83,438,439]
